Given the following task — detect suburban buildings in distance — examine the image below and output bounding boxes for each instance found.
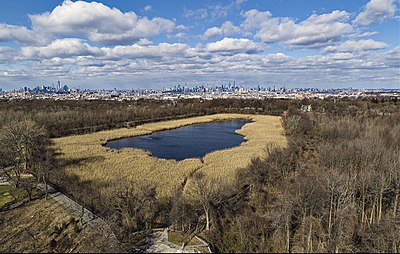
[0,81,399,101]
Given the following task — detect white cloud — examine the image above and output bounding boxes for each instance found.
[209,4,230,19]
[0,1,397,89]
[240,9,353,49]
[19,39,189,61]
[382,45,400,67]
[235,0,247,5]
[0,24,47,45]
[136,38,153,46]
[143,5,152,12]
[2,44,399,89]
[357,31,379,37]
[183,7,208,19]
[0,46,16,61]
[353,0,397,26]
[241,9,272,31]
[206,37,264,54]
[202,21,240,40]
[174,32,187,40]
[252,10,353,49]
[263,53,289,64]
[323,39,388,53]
[183,3,241,21]
[102,42,189,59]
[21,38,102,59]
[29,0,175,44]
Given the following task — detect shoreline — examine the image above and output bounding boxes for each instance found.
[53,113,287,197]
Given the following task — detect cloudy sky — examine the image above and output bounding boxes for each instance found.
[0,0,399,90]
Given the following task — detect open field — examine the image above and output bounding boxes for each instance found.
[53,114,287,197]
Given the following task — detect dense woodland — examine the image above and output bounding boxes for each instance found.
[0,98,291,137]
[207,109,400,252]
[0,97,399,252]
[0,96,397,137]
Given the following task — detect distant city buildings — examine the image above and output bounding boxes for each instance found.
[0,82,398,101]
[18,81,70,94]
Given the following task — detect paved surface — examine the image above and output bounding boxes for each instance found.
[36,183,120,249]
[2,179,211,253]
[145,228,211,253]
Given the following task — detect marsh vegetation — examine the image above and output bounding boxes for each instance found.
[1,97,399,252]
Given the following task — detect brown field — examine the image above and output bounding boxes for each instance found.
[0,197,121,253]
[53,114,287,197]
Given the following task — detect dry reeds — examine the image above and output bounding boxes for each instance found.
[53,114,287,197]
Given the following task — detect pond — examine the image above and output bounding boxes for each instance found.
[105,120,251,161]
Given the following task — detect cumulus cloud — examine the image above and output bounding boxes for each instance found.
[202,21,240,40]
[252,10,353,49]
[21,38,102,59]
[0,1,397,89]
[263,53,289,64]
[206,37,264,54]
[0,24,47,45]
[323,39,388,53]
[353,0,397,26]
[102,42,189,59]
[241,9,272,31]
[29,0,175,44]
[2,42,399,89]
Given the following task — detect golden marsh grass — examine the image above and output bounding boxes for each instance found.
[53,114,287,197]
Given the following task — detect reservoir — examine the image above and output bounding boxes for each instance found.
[105,120,251,161]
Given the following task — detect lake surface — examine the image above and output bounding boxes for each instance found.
[105,120,251,161]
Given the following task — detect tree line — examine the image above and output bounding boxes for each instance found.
[205,108,400,252]
[1,96,397,138]
[0,97,399,252]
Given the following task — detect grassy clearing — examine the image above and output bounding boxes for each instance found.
[0,185,26,207]
[53,114,286,197]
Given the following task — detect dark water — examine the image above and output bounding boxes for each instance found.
[105,120,251,161]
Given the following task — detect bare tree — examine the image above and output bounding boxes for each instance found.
[0,119,50,199]
[186,172,225,231]
[105,178,158,232]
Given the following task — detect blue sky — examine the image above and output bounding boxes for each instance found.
[0,0,399,90]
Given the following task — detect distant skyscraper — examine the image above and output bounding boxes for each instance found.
[57,80,61,91]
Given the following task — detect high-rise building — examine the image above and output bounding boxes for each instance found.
[57,80,61,91]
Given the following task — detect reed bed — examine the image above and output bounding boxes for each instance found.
[53,114,286,197]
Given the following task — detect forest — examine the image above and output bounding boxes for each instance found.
[207,107,400,252]
[0,96,397,137]
[0,96,399,252]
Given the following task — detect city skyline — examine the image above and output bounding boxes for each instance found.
[0,0,399,90]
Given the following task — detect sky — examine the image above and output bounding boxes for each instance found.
[0,0,399,90]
